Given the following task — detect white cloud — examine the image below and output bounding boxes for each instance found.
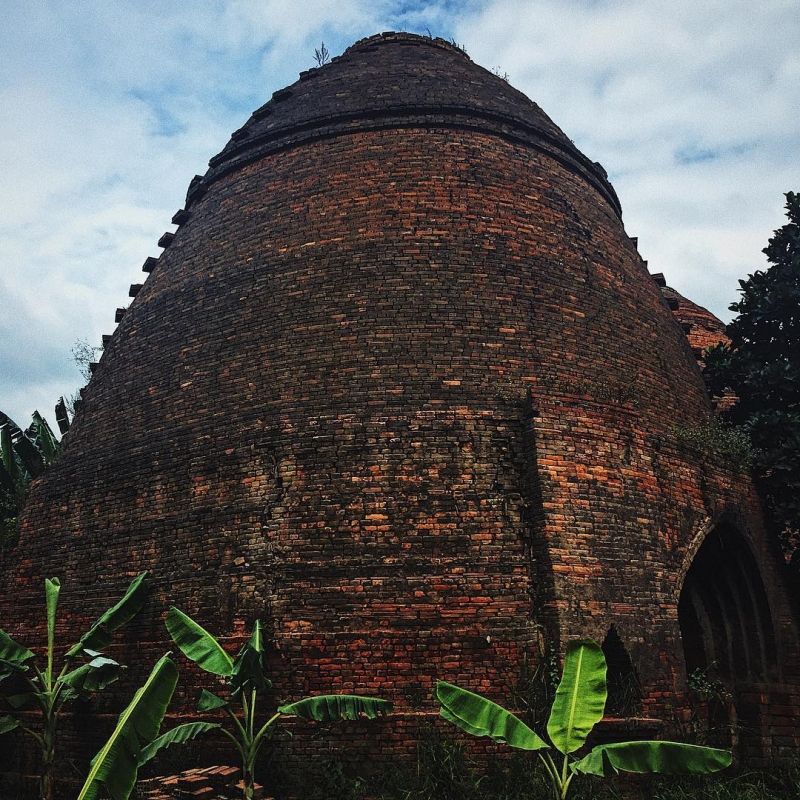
[0,0,392,426]
[1,0,797,425]
[454,0,799,318]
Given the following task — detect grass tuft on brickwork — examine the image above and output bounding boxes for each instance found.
[674,419,753,471]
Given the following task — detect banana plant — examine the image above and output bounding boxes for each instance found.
[145,608,393,799]
[0,406,66,548]
[0,572,148,800]
[0,409,61,487]
[436,639,731,800]
[76,653,179,800]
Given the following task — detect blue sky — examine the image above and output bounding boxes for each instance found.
[1,0,798,427]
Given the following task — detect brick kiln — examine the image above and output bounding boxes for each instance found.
[2,31,798,790]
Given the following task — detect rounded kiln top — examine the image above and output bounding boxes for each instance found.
[194,31,620,215]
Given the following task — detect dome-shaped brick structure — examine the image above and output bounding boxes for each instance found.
[655,273,731,367]
[2,32,798,789]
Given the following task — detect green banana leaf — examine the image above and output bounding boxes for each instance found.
[138,721,221,766]
[0,629,34,671]
[45,578,60,645]
[571,741,732,776]
[547,639,607,754]
[0,450,16,493]
[5,692,40,710]
[279,694,393,721]
[45,577,60,684]
[26,412,59,463]
[0,425,23,486]
[165,607,233,676]
[61,656,122,695]
[77,654,178,800]
[0,412,17,430]
[8,420,45,478]
[230,620,270,695]
[66,572,149,658]
[0,658,30,685]
[197,689,228,711]
[54,397,70,435]
[435,682,548,751]
[0,715,20,735]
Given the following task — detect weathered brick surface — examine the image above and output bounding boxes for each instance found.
[658,281,730,366]
[1,31,797,793]
[658,283,738,410]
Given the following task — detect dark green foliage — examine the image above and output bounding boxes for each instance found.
[0,405,69,551]
[162,609,391,798]
[650,762,800,800]
[281,725,490,800]
[687,669,732,706]
[66,571,149,657]
[435,640,729,798]
[288,729,621,800]
[77,655,179,800]
[288,744,800,800]
[683,667,736,747]
[279,694,392,721]
[506,647,560,730]
[138,721,222,767]
[0,574,148,800]
[294,757,366,800]
[54,398,70,436]
[0,486,20,551]
[704,192,800,558]
[674,420,753,471]
[313,42,330,67]
[377,725,494,800]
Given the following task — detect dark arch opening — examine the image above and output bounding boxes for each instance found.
[679,525,777,683]
[602,626,642,717]
[678,524,778,750]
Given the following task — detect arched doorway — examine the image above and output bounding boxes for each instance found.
[678,524,778,750]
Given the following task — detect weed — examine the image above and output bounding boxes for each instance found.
[313,42,330,67]
[674,420,753,470]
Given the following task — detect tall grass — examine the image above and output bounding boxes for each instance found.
[283,724,799,800]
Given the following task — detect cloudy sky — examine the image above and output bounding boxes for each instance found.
[1,0,798,427]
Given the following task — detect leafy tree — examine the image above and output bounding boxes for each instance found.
[140,608,393,799]
[0,486,18,551]
[436,640,730,800]
[0,573,148,800]
[71,337,100,383]
[705,192,800,560]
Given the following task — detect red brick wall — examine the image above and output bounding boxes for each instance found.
[659,281,730,365]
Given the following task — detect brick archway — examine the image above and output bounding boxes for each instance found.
[678,523,778,749]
